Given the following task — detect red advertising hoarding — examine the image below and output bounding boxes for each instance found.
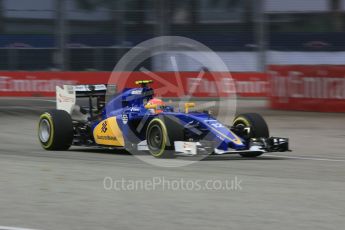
[269,65,345,112]
[0,71,268,98]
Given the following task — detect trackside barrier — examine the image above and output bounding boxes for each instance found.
[269,65,345,112]
[0,72,268,98]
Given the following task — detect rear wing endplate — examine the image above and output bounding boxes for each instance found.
[56,84,116,114]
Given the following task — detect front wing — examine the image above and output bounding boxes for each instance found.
[174,137,290,156]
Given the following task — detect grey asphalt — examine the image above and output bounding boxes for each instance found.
[0,98,345,230]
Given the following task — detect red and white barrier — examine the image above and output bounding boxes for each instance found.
[269,65,345,112]
[2,69,343,112]
[0,71,267,98]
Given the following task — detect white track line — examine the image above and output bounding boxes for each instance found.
[265,154,345,162]
[0,226,39,230]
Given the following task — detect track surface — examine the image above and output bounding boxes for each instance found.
[0,98,345,230]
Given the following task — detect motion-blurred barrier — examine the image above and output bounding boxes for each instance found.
[2,69,344,112]
[0,71,267,98]
[269,65,345,112]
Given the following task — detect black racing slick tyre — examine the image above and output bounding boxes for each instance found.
[38,109,74,150]
[233,113,269,158]
[146,118,177,158]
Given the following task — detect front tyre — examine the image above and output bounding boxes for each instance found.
[38,109,74,150]
[233,113,269,158]
[146,118,175,158]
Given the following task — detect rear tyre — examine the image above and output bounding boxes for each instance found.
[146,118,175,158]
[38,109,74,150]
[233,113,269,158]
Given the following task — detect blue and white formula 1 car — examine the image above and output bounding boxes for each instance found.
[38,80,290,158]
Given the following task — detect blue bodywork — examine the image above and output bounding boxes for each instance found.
[90,85,247,151]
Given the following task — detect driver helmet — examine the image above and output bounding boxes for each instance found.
[146,98,166,114]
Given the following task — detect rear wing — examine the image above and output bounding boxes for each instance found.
[56,84,116,114]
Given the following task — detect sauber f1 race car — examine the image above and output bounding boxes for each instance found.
[38,80,290,158]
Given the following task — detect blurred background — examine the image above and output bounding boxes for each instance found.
[0,0,344,72]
